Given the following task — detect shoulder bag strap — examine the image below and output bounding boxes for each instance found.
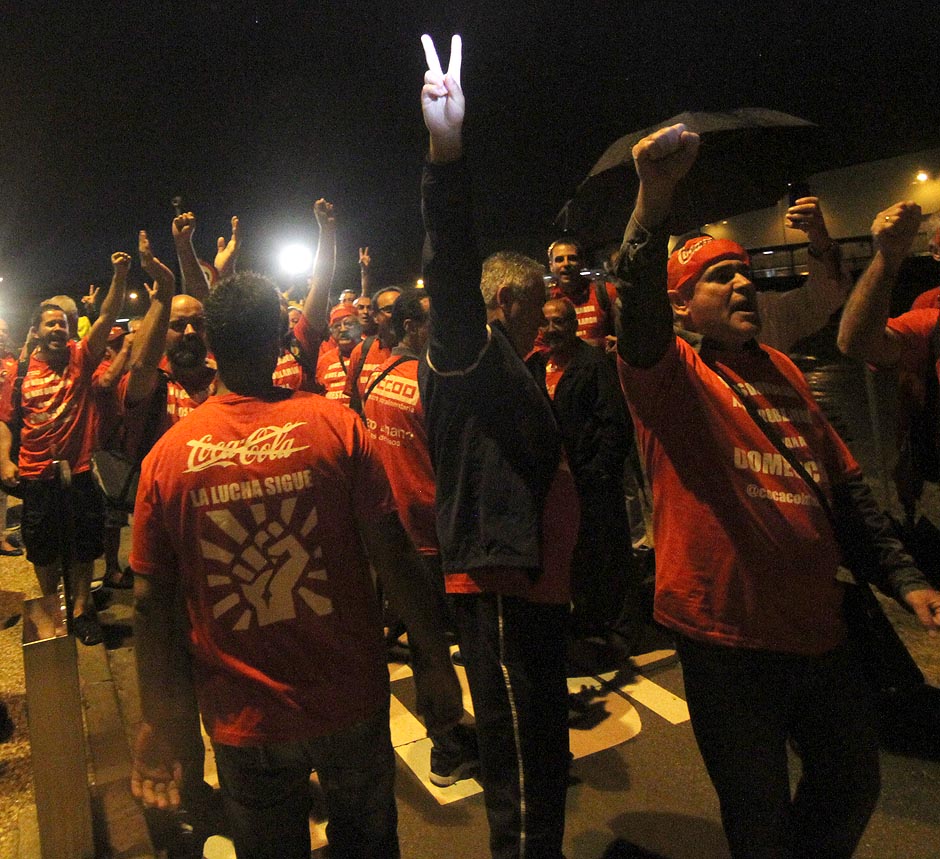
[361,356,417,406]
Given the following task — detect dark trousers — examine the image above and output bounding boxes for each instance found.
[569,487,637,637]
[453,593,569,859]
[212,703,399,859]
[676,635,881,859]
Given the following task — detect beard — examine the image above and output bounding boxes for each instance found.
[166,335,207,370]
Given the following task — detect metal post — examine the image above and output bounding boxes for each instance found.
[22,594,94,859]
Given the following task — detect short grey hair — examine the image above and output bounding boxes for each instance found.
[480,252,545,310]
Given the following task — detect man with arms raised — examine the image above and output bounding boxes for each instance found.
[614,124,940,859]
[0,253,128,645]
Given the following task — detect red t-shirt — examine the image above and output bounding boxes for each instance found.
[887,308,940,385]
[130,389,395,746]
[911,286,940,311]
[548,280,618,348]
[362,355,437,555]
[544,356,566,400]
[344,339,393,403]
[92,358,122,448]
[620,337,857,655]
[18,339,101,479]
[315,348,351,407]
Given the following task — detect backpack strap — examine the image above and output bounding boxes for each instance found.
[361,356,417,406]
[348,336,377,416]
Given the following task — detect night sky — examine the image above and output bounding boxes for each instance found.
[1,1,937,336]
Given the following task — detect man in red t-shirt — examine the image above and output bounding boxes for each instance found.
[94,325,136,588]
[838,201,940,516]
[546,237,619,350]
[362,286,479,787]
[129,273,459,858]
[0,253,129,645]
[345,285,401,415]
[315,305,360,406]
[617,125,940,859]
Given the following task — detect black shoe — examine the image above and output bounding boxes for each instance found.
[429,723,479,787]
[72,612,104,646]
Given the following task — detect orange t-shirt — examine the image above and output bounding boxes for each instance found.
[362,355,437,555]
[315,348,351,407]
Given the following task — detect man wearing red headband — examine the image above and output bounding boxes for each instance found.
[315,305,360,407]
[614,123,940,859]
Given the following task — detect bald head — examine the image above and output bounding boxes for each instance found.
[166,294,208,369]
[540,297,578,353]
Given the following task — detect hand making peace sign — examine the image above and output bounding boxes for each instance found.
[421,34,464,163]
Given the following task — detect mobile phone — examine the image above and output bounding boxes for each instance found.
[788,181,812,207]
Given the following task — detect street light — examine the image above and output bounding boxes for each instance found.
[278,244,313,277]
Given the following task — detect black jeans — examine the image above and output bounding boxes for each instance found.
[453,592,569,859]
[212,702,399,859]
[676,635,881,859]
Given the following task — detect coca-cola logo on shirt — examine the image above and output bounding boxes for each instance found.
[185,423,310,473]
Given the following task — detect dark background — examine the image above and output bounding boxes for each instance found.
[1,0,937,336]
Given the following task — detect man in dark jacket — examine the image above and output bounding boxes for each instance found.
[417,34,576,859]
[530,297,637,639]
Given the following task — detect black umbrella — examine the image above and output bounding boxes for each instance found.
[556,108,827,249]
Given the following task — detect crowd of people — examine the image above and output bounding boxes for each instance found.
[1,32,940,859]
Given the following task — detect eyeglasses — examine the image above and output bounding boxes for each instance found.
[168,316,206,333]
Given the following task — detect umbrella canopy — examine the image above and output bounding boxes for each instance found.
[556,108,826,250]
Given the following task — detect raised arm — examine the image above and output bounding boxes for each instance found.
[86,252,130,362]
[757,197,852,352]
[614,124,700,368]
[300,199,337,338]
[358,246,371,297]
[420,34,489,372]
[172,212,210,302]
[836,201,921,366]
[95,330,135,389]
[125,231,176,405]
[214,216,240,280]
[81,284,100,323]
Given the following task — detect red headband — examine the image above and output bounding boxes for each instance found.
[668,236,750,299]
[329,305,357,325]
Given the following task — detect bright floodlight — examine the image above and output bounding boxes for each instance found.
[279,244,313,276]
[916,171,929,183]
